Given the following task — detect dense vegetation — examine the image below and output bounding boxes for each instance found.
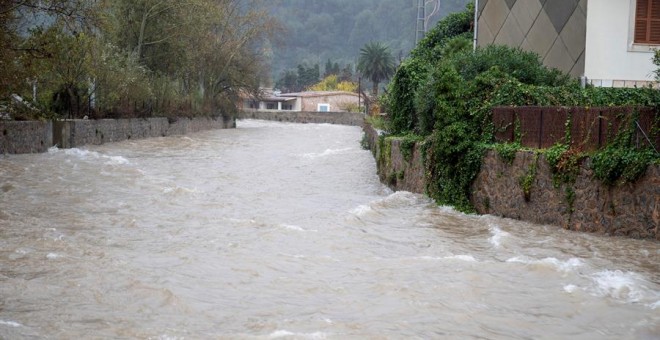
[383,3,660,213]
[0,0,276,120]
[267,0,470,85]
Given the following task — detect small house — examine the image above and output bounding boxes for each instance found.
[241,89,363,112]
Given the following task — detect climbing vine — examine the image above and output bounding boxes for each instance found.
[380,2,660,213]
[592,109,660,186]
[518,152,539,201]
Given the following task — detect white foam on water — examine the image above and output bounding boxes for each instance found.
[506,256,583,273]
[63,148,130,165]
[104,155,130,165]
[417,255,478,262]
[488,225,509,247]
[155,335,184,340]
[349,204,374,217]
[445,254,478,262]
[302,147,353,159]
[47,146,59,153]
[379,191,424,206]
[279,224,316,232]
[46,253,62,260]
[0,320,21,327]
[648,300,660,309]
[162,186,198,195]
[563,284,579,294]
[589,270,652,304]
[268,330,327,339]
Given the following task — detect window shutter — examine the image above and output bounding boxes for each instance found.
[635,0,649,43]
[636,0,660,44]
[651,0,660,42]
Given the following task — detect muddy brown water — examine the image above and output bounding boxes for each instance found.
[0,120,658,339]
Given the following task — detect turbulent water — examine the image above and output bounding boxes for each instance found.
[0,119,658,339]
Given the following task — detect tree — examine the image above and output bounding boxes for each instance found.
[357,41,395,97]
[309,75,357,92]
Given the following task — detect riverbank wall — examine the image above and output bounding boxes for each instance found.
[237,110,365,126]
[363,123,659,240]
[1,116,235,154]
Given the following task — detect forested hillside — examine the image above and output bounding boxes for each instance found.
[266,0,470,80]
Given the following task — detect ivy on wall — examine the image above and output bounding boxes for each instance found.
[378,2,660,213]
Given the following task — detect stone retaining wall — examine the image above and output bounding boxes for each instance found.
[2,116,235,153]
[238,110,364,126]
[0,121,53,154]
[472,151,658,239]
[363,123,659,240]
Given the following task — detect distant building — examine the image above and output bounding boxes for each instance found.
[477,0,658,87]
[241,89,363,112]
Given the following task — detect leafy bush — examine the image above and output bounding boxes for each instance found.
[592,146,656,185]
[592,110,659,185]
[380,1,660,212]
[493,142,521,165]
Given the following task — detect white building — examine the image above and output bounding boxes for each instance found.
[477,0,658,87]
[241,89,363,112]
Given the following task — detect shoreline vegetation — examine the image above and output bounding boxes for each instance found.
[378,3,659,214]
[1,0,276,122]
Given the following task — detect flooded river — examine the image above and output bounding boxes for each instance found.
[0,120,658,339]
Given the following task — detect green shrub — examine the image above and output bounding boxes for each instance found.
[493,142,521,165]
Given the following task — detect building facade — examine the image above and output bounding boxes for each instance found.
[242,90,363,113]
[477,0,658,87]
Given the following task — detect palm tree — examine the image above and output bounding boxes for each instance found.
[357,42,395,97]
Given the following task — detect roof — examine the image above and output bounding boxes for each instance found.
[259,96,296,102]
[279,91,360,98]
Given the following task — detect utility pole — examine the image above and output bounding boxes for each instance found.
[415,0,426,44]
[416,0,441,44]
[473,0,479,51]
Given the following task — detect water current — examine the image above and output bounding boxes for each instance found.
[0,120,658,339]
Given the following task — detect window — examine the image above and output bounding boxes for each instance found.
[266,103,276,110]
[318,103,330,112]
[635,0,660,44]
[282,104,293,110]
[248,101,259,109]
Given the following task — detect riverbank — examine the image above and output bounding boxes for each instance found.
[363,123,659,240]
[237,110,364,126]
[0,116,235,154]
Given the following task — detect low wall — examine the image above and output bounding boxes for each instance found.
[53,116,234,148]
[0,120,53,154]
[238,110,365,126]
[472,151,658,239]
[2,116,235,153]
[363,123,659,240]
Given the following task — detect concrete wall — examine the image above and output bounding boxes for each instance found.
[363,123,659,240]
[584,0,657,86]
[0,121,53,154]
[237,110,365,126]
[2,116,234,153]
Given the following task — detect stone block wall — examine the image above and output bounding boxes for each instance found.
[363,123,659,240]
[52,116,234,149]
[1,116,234,153]
[0,121,53,154]
[472,150,659,239]
[53,118,169,148]
[237,110,365,126]
[363,123,426,193]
